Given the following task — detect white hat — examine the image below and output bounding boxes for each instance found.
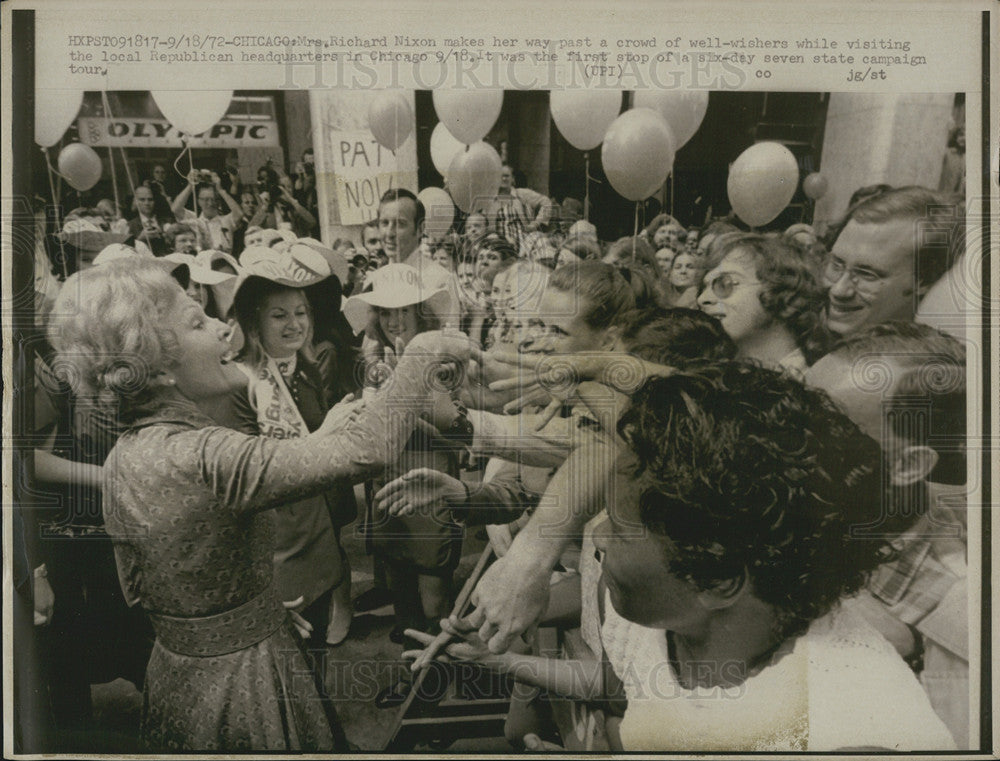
[235,245,332,287]
[231,244,338,314]
[65,217,130,256]
[92,243,152,266]
[195,249,242,276]
[342,263,454,335]
[290,238,349,285]
[62,217,103,235]
[567,220,598,239]
[162,253,235,285]
[243,227,296,252]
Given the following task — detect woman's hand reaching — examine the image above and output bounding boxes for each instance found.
[374,467,466,517]
[317,393,366,435]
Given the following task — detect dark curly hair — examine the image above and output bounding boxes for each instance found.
[614,263,662,311]
[616,362,895,640]
[706,233,826,352]
[619,308,737,366]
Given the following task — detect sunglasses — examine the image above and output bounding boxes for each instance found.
[703,273,761,299]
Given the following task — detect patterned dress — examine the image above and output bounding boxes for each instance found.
[102,399,397,751]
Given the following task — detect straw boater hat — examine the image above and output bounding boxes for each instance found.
[162,253,237,287]
[341,262,455,335]
[195,249,242,275]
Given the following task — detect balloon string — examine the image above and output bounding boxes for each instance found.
[172,142,190,180]
[107,144,122,216]
[669,173,675,218]
[101,91,138,208]
[583,152,590,223]
[118,141,137,201]
[632,202,639,263]
[43,147,69,280]
[187,141,198,217]
[43,146,75,186]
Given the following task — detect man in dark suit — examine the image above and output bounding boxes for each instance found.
[126,185,174,256]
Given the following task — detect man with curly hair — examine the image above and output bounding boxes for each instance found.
[590,363,955,750]
[697,233,826,373]
[444,361,954,750]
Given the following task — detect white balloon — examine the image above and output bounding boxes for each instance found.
[58,143,103,192]
[602,108,676,202]
[446,142,503,214]
[152,90,234,137]
[727,142,800,227]
[36,89,83,148]
[633,91,709,148]
[368,91,413,152]
[432,90,503,145]
[430,122,465,177]
[417,187,456,240]
[550,90,622,151]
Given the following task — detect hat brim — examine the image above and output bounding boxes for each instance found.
[342,286,454,335]
[189,266,236,285]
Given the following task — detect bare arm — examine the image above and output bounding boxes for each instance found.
[171,172,197,219]
[197,332,475,514]
[463,438,611,652]
[34,449,103,489]
[466,408,576,469]
[219,187,244,222]
[403,626,617,702]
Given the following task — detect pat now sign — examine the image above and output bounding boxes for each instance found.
[328,130,417,226]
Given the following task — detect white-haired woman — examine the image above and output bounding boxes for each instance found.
[46,258,471,751]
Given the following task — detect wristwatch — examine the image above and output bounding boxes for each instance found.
[441,403,474,448]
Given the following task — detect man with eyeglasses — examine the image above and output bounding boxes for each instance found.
[821,186,962,338]
[171,170,244,254]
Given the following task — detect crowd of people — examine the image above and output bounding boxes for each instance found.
[19,154,972,753]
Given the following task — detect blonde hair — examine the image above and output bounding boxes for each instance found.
[232,277,317,369]
[47,259,184,415]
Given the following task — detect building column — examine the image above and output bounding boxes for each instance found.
[814,92,955,232]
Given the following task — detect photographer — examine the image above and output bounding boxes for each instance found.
[257,167,317,239]
[293,149,318,210]
[171,169,244,254]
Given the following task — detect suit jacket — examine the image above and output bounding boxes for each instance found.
[126,215,173,257]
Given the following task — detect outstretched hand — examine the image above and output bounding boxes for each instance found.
[399,622,494,667]
[374,467,466,517]
[455,553,551,654]
[317,393,366,435]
